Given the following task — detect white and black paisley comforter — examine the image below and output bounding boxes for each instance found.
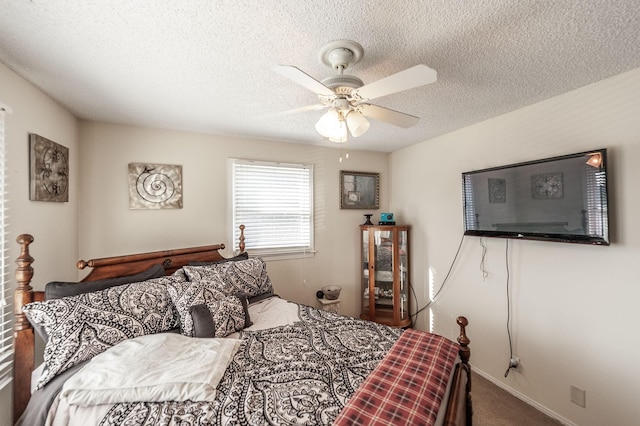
[93,304,402,426]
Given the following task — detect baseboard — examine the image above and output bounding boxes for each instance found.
[470,365,577,426]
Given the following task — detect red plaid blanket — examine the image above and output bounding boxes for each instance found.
[334,328,459,426]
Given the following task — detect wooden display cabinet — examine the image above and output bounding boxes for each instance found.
[360,225,410,327]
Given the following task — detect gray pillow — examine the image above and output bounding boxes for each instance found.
[45,263,165,299]
[188,252,248,266]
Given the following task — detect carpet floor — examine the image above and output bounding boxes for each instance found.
[471,372,563,426]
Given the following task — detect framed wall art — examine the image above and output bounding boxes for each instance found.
[128,163,183,209]
[488,178,506,203]
[340,170,379,209]
[531,172,563,199]
[29,134,69,202]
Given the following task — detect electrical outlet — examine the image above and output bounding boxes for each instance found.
[570,385,586,407]
[509,357,520,369]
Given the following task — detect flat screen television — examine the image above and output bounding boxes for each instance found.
[462,149,609,245]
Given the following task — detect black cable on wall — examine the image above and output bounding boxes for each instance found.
[504,239,516,377]
[410,234,465,325]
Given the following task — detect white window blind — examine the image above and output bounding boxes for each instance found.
[231,159,313,256]
[584,162,608,238]
[0,104,12,390]
[462,174,477,231]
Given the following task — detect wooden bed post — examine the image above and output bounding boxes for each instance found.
[456,316,472,426]
[13,234,35,423]
[238,224,245,253]
[444,316,472,426]
[456,316,471,364]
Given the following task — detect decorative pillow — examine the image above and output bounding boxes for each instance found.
[189,293,252,338]
[167,280,235,336]
[188,251,249,266]
[31,264,167,345]
[22,274,186,390]
[182,257,273,298]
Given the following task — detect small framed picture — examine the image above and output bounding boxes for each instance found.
[340,170,379,209]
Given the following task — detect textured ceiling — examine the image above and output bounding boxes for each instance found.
[1,0,639,152]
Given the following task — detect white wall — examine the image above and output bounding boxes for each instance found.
[0,63,79,425]
[77,121,389,316]
[390,67,640,426]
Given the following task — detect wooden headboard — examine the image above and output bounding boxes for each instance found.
[12,225,246,423]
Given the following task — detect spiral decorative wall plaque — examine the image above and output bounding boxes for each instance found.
[128,163,183,209]
[29,134,69,202]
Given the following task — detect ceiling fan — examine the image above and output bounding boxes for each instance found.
[272,40,437,143]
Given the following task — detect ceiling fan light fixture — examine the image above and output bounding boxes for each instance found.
[346,110,370,137]
[316,109,348,143]
[315,109,340,138]
[328,121,348,143]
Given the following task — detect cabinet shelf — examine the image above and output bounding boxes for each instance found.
[360,225,411,328]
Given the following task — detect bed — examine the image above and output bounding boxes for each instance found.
[12,227,472,425]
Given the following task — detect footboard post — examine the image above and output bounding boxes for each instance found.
[456,316,472,426]
[13,234,35,423]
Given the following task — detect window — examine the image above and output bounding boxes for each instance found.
[230,159,313,257]
[0,103,11,390]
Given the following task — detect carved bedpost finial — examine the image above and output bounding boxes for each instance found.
[14,234,35,331]
[14,235,37,423]
[456,316,471,365]
[239,224,245,253]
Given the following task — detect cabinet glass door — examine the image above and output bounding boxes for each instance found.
[373,229,394,315]
[361,228,370,316]
[398,229,409,322]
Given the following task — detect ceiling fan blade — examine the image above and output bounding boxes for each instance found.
[354,64,437,100]
[258,104,326,119]
[273,65,335,96]
[358,104,420,128]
